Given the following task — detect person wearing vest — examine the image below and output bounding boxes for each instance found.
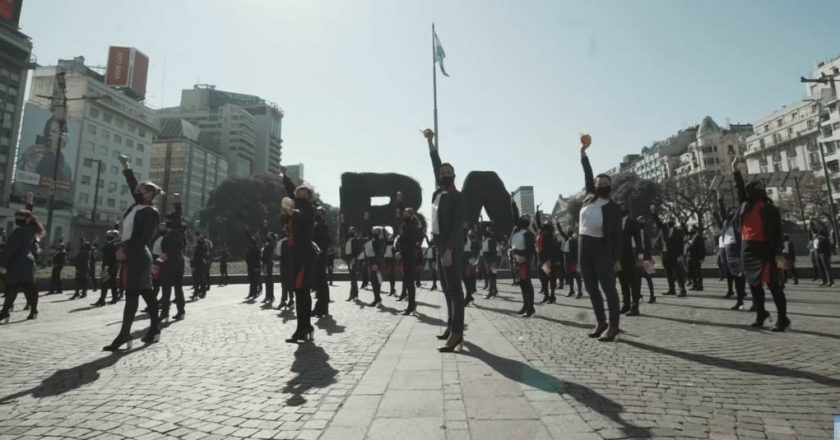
[616,203,644,316]
[281,166,318,343]
[423,128,466,353]
[365,228,386,307]
[635,216,655,304]
[558,227,582,298]
[715,191,747,310]
[159,194,186,321]
[650,206,687,297]
[48,241,66,295]
[396,207,420,315]
[244,230,262,300]
[71,240,92,299]
[0,195,45,322]
[535,214,560,304]
[103,155,162,351]
[731,158,789,331]
[260,232,278,305]
[342,226,362,301]
[312,208,332,317]
[511,215,537,317]
[578,134,623,342]
[95,229,121,307]
[275,225,295,310]
[481,226,499,299]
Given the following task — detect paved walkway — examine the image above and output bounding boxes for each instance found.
[0,278,838,439]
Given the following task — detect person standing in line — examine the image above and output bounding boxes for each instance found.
[423,128,466,352]
[731,158,789,331]
[365,228,386,307]
[535,214,559,304]
[0,203,45,322]
[342,226,362,301]
[577,134,623,342]
[687,226,706,292]
[218,246,230,286]
[326,246,335,287]
[511,214,536,317]
[159,194,186,321]
[558,227,582,298]
[312,208,332,317]
[650,207,688,297]
[810,220,834,287]
[782,234,798,286]
[88,238,99,291]
[95,229,121,307]
[48,242,66,295]
[280,165,317,343]
[462,228,480,307]
[481,226,499,299]
[636,216,656,303]
[103,155,162,350]
[261,232,278,305]
[276,225,295,310]
[397,208,420,315]
[384,234,397,296]
[617,203,643,317]
[71,240,92,300]
[245,230,262,301]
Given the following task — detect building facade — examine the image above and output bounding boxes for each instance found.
[159,85,283,178]
[150,119,229,220]
[285,163,304,182]
[673,117,752,177]
[24,56,159,242]
[0,13,31,230]
[512,186,535,219]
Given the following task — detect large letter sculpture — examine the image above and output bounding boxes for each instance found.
[461,171,513,237]
[339,172,422,237]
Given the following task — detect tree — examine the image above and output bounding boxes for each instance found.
[563,198,582,230]
[658,172,715,231]
[778,178,832,226]
[611,173,662,219]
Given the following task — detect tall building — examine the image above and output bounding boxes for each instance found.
[0,1,31,230]
[672,117,752,177]
[158,85,283,178]
[512,186,535,218]
[21,56,159,242]
[150,119,229,220]
[285,163,304,182]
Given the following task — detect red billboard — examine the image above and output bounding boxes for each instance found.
[0,0,22,28]
[105,46,149,101]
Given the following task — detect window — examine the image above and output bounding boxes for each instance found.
[114,134,122,144]
[777,119,783,128]
[97,180,104,189]
[764,125,770,133]
[121,184,128,195]
[807,119,815,129]
[107,198,116,207]
[103,113,112,124]
[138,127,146,137]
[134,157,143,167]
[88,124,97,135]
[828,160,840,173]
[126,139,133,148]
[101,129,110,140]
[136,143,145,152]
[89,108,100,118]
[83,158,93,168]
[79,193,89,203]
[115,118,124,128]
[107,182,117,194]
[81,175,91,185]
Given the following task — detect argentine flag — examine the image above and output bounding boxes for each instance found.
[434,30,450,77]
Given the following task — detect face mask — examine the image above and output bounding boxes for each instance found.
[403,217,411,223]
[440,176,455,187]
[594,186,611,198]
[15,218,26,226]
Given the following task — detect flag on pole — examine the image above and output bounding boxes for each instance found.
[433,30,450,77]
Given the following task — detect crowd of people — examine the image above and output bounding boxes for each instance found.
[0,132,836,353]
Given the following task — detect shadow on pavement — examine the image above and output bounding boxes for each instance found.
[462,342,652,438]
[315,315,345,335]
[282,344,338,406]
[0,336,150,405]
[643,313,840,340]
[622,339,840,388]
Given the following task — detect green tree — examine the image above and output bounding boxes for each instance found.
[611,173,662,219]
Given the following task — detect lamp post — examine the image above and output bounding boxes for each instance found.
[91,159,103,223]
[802,73,839,252]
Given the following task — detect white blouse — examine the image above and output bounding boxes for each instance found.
[579,199,608,238]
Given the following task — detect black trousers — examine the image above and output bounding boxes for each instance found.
[439,249,465,334]
[117,288,160,338]
[348,260,359,298]
[220,263,228,285]
[74,275,88,296]
[1,282,38,314]
[313,256,330,315]
[161,282,185,316]
[580,236,620,328]
[688,256,703,288]
[50,266,63,293]
[517,262,535,313]
[618,258,642,307]
[247,268,261,298]
[403,259,416,310]
[264,267,275,301]
[370,266,382,302]
[642,271,654,296]
[292,269,313,337]
[662,254,686,293]
[99,266,119,303]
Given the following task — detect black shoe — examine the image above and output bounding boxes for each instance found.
[0,310,9,324]
[619,304,631,315]
[677,291,687,297]
[23,304,30,311]
[438,334,464,353]
[277,301,287,310]
[540,296,550,304]
[285,329,314,343]
[663,291,676,296]
[103,335,133,351]
[793,279,798,285]
[515,308,526,315]
[567,291,575,297]
[771,317,791,332]
[598,328,620,342]
[750,310,770,328]
[648,296,656,304]
[575,293,582,299]
[173,312,185,321]
[94,299,106,307]
[588,323,608,338]
[26,312,38,320]
[626,305,640,316]
[465,296,474,307]
[748,304,756,312]
[141,330,161,344]
[287,300,295,310]
[520,309,535,318]
[369,299,381,307]
[401,307,415,316]
[730,301,744,311]
[724,292,734,298]
[436,329,451,340]
[109,299,119,305]
[547,296,556,304]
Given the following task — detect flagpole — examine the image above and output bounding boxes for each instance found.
[432,22,439,149]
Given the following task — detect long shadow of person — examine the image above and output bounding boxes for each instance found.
[277,308,295,324]
[0,341,150,405]
[282,344,338,406]
[461,342,652,438]
[315,315,345,336]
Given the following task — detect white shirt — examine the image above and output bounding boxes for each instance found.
[464,237,471,252]
[511,229,527,250]
[344,238,353,256]
[121,204,147,242]
[579,199,608,238]
[384,245,394,258]
[722,224,737,245]
[431,190,448,235]
[364,239,375,257]
[152,236,163,256]
[481,238,490,253]
[275,238,287,258]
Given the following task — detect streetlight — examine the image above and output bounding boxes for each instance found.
[91,159,103,223]
[35,70,111,248]
[802,72,839,251]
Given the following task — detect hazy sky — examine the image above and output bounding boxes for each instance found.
[20,0,840,214]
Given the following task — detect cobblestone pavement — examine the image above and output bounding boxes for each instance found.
[0,278,838,440]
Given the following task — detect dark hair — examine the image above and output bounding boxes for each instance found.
[595,173,612,183]
[15,209,45,237]
[440,162,455,172]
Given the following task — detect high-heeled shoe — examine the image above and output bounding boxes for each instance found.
[464,296,474,307]
[141,330,161,344]
[368,298,382,307]
[0,310,10,324]
[588,323,608,338]
[598,327,620,342]
[437,333,464,352]
[730,301,744,311]
[401,307,415,316]
[26,312,37,320]
[173,312,185,321]
[750,310,770,328]
[619,304,631,315]
[520,309,535,318]
[103,335,133,351]
[771,317,791,332]
[436,328,451,340]
[285,328,314,343]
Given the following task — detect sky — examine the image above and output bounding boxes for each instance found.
[19,0,840,216]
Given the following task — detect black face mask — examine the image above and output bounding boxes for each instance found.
[15,218,26,226]
[747,186,766,202]
[594,186,611,198]
[440,176,455,187]
[403,217,411,223]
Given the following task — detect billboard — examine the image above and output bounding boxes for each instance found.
[0,0,22,28]
[13,103,80,208]
[105,46,149,100]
